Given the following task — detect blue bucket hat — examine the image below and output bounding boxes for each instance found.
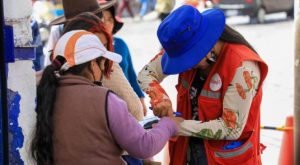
[157,5,225,75]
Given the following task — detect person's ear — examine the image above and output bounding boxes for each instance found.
[99,58,106,71]
[88,61,94,73]
[89,60,98,74]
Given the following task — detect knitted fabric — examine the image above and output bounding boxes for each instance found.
[103,62,144,121]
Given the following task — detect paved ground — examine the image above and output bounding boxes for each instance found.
[117,12,294,164]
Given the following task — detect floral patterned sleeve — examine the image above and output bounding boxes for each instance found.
[178,61,261,140]
[137,51,171,107]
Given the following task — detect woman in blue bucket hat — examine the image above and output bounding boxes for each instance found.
[138,5,268,165]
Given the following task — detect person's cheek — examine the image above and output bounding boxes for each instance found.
[198,60,209,69]
[110,24,114,33]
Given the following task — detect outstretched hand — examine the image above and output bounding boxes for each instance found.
[152,100,174,117]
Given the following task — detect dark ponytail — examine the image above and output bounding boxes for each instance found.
[220,25,257,54]
[31,65,58,165]
[31,55,91,165]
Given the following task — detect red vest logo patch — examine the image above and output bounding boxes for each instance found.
[209,73,222,91]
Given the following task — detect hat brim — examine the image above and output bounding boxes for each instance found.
[103,51,122,63]
[107,6,124,34]
[112,16,123,34]
[49,0,117,26]
[161,9,225,75]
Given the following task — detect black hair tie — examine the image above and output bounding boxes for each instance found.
[52,56,66,70]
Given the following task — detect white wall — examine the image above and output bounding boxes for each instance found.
[295,1,300,164]
[3,0,36,164]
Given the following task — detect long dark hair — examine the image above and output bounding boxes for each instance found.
[31,59,90,165]
[219,24,257,54]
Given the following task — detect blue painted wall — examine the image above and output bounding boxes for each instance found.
[2,0,45,164]
[0,51,25,165]
[7,89,24,165]
[1,19,36,165]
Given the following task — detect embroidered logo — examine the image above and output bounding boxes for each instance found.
[209,73,222,91]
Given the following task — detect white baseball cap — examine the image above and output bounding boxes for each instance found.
[53,30,122,71]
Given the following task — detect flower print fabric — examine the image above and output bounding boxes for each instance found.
[138,50,170,107]
[179,61,261,140]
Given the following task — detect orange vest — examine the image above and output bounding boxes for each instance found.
[169,43,268,165]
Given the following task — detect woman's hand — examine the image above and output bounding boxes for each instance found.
[140,98,147,116]
[145,80,173,117]
[152,99,173,117]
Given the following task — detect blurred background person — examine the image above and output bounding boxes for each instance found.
[31,0,45,71]
[41,0,145,121]
[31,17,44,71]
[137,0,148,20]
[117,0,135,18]
[155,0,175,21]
[101,0,148,115]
